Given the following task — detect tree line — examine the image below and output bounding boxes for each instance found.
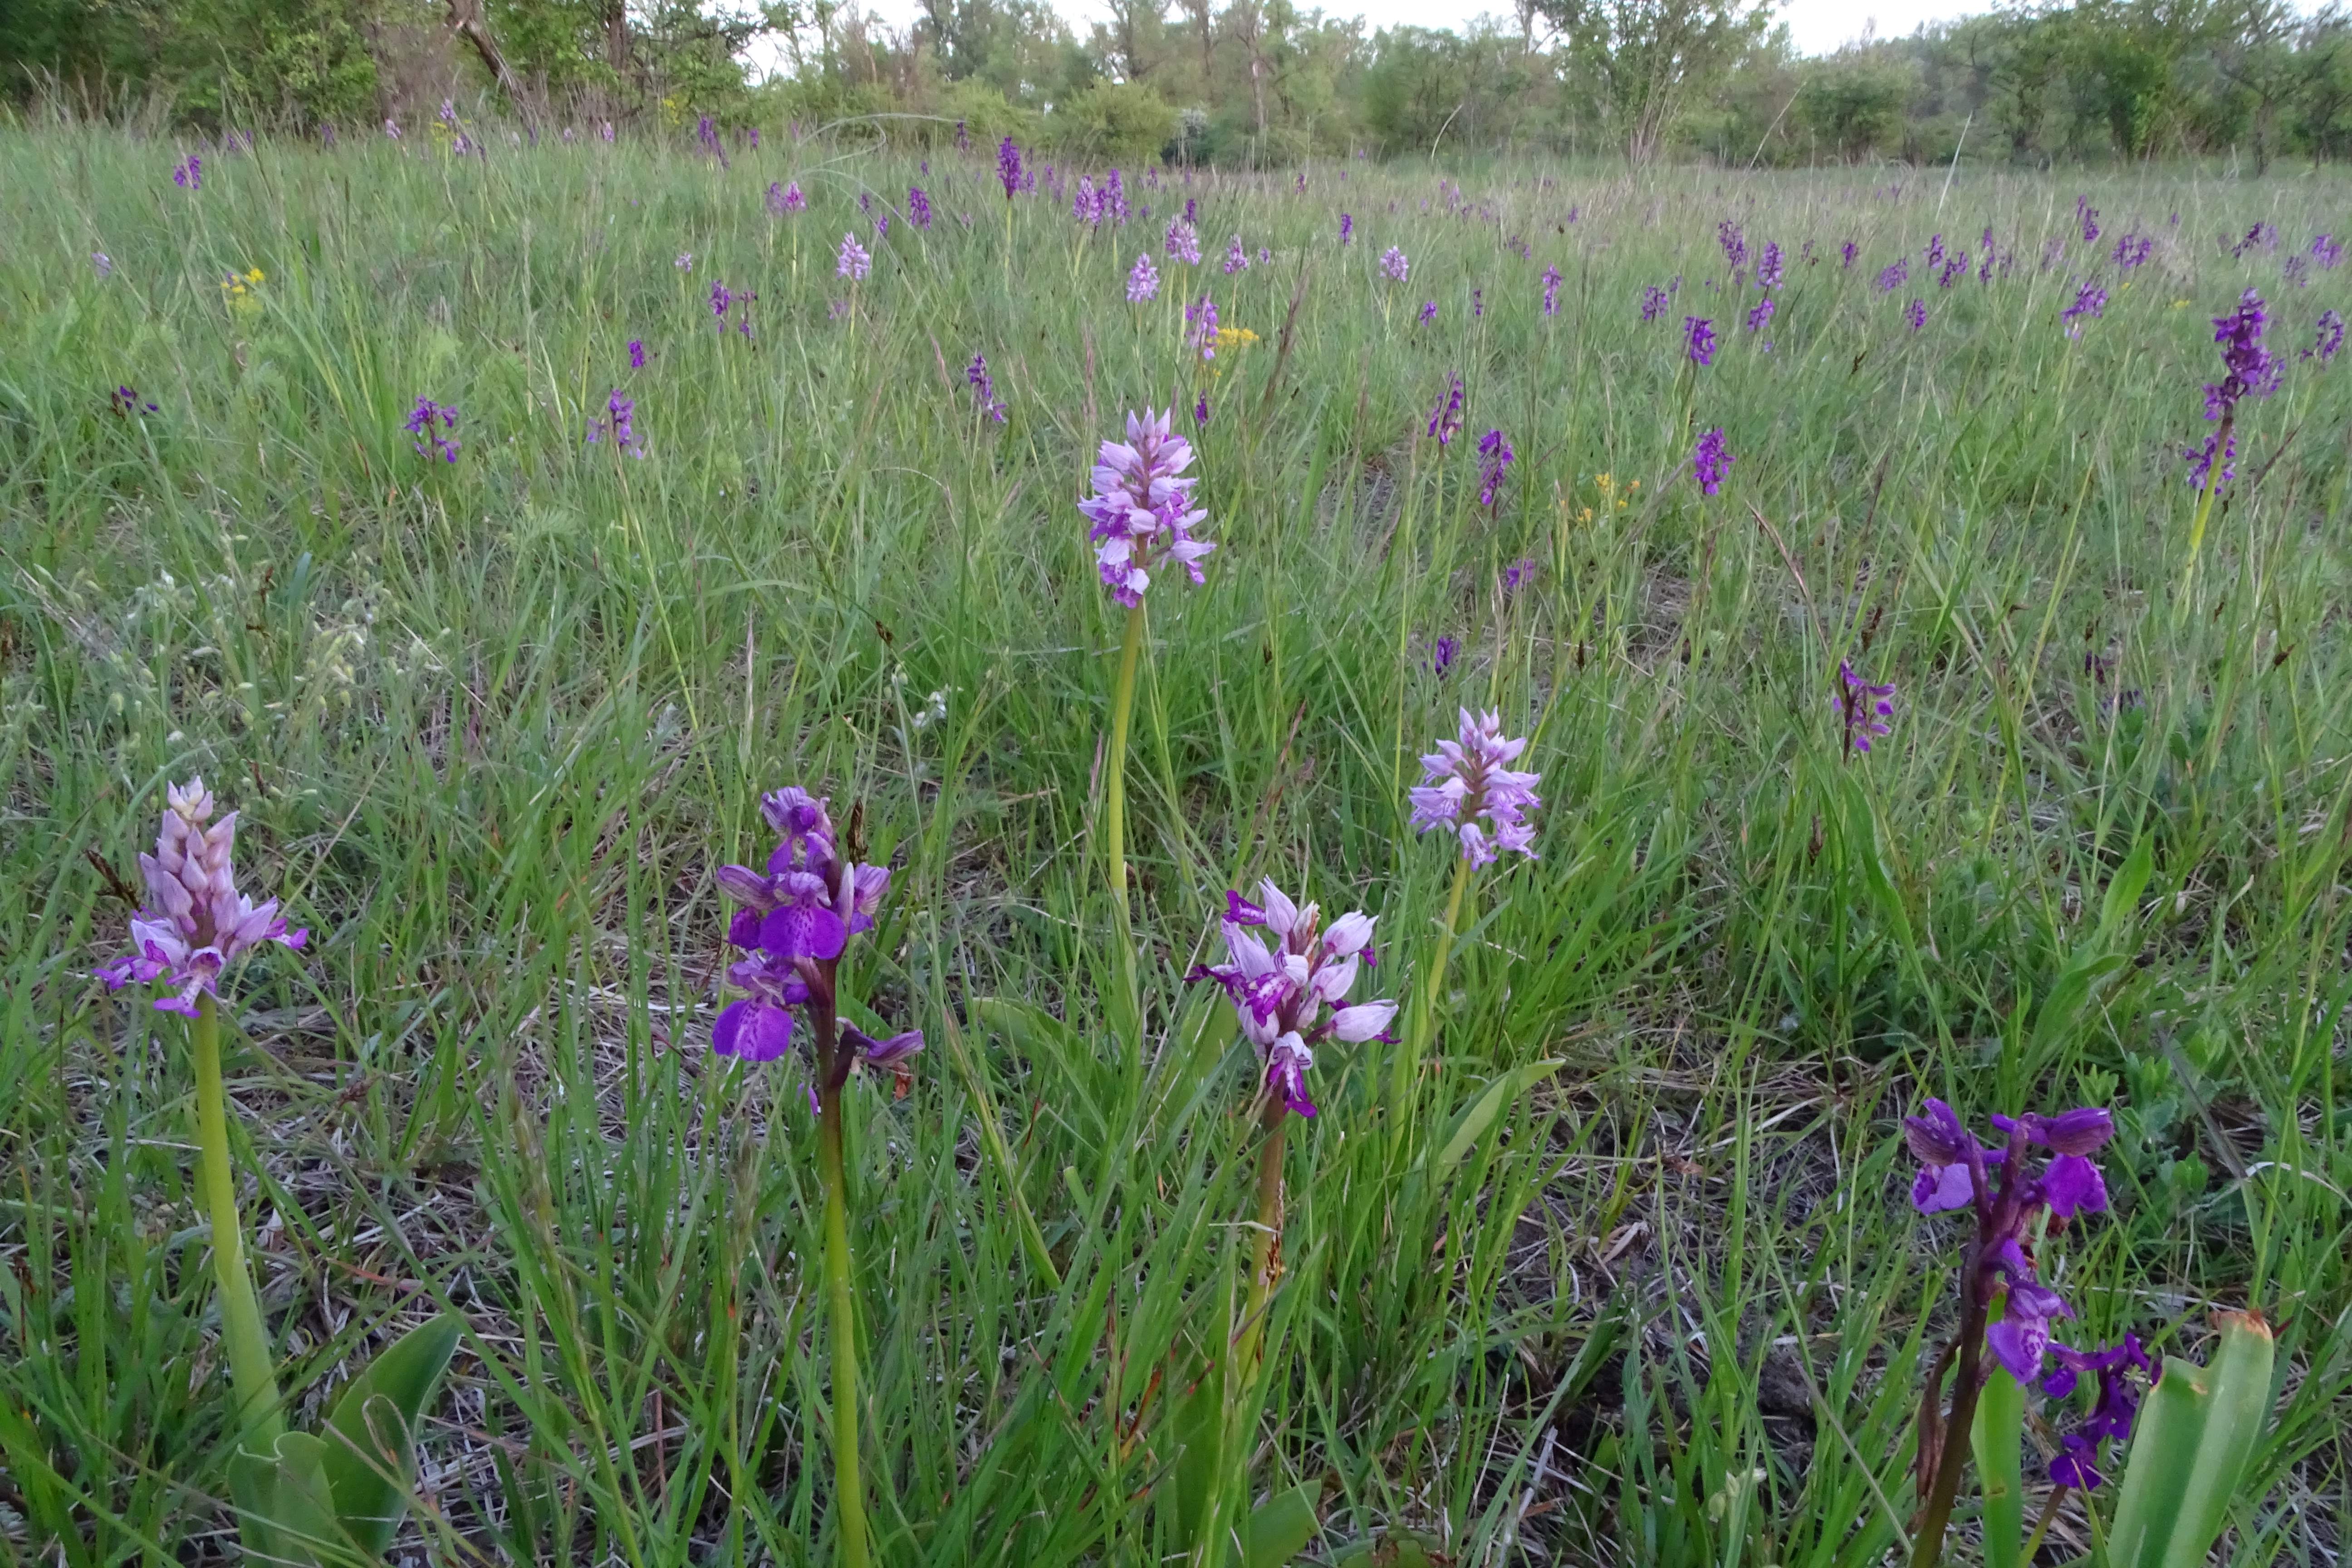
[5,0,2348,170]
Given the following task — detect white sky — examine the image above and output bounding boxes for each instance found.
[748,0,1990,69]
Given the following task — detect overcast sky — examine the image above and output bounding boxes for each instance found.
[748,0,1989,71]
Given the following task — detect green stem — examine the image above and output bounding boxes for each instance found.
[190,994,284,1452]
[1391,856,1473,1152]
[815,1006,870,1568]
[2177,410,2231,620]
[1104,602,1149,1053]
[1105,601,1147,924]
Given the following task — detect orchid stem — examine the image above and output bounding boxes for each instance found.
[1911,1282,1990,1568]
[190,994,284,1454]
[814,1006,870,1568]
[1235,1100,1290,1380]
[1105,601,1147,1040]
[2177,413,2230,621]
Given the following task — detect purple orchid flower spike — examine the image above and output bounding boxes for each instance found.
[97,778,308,1014]
[1835,661,1896,754]
[2043,1334,2153,1490]
[1078,409,1215,607]
[1190,878,1396,1118]
[711,787,919,1089]
[1410,709,1542,867]
[1902,1092,2117,1557]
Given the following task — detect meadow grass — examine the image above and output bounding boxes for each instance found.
[2,123,2350,1565]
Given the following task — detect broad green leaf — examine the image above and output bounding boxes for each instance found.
[318,1313,463,1554]
[2110,1312,2276,1568]
[1426,1060,1563,1175]
[270,1430,344,1558]
[1170,1366,1227,1554]
[1238,1482,1319,1568]
[2097,832,2156,936]
[2156,1311,2274,1568]
[1970,1364,2025,1568]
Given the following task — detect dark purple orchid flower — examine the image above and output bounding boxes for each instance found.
[1903,1097,2114,1383]
[712,788,916,1087]
[2042,1334,2152,1489]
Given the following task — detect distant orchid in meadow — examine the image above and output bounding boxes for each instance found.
[1426,371,1464,446]
[1903,1097,2115,1563]
[1194,391,1209,428]
[1339,211,1353,244]
[1757,240,1784,289]
[908,185,931,229]
[1541,264,1562,316]
[1078,409,1214,607]
[96,778,308,1014]
[1410,709,1541,867]
[404,397,460,463]
[1186,294,1220,359]
[1841,239,1857,267]
[965,352,1007,424]
[1684,315,1716,366]
[1877,260,1908,292]
[1692,427,1732,495]
[1417,299,1437,324]
[1639,284,1669,322]
[838,233,872,280]
[2063,280,2108,337]
[588,389,644,456]
[2078,197,2100,243]
[996,136,1022,199]
[1189,881,1396,1118]
[173,154,201,190]
[1835,661,1895,753]
[1745,295,1774,333]
[2113,233,2153,270]
[628,338,646,369]
[1224,233,1249,273]
[1379,245,1409,282]
[92,250,113,278]
[1906,297,1927,332]
[1165,218,1200,265]
[2313,233,2344,270]
[1476,427,1513,506]
[2308,309,2344,363]
[1127,253,1160,302]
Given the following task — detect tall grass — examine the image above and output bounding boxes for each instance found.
[2,123,2348,1564]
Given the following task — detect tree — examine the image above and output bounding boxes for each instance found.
[1797,49,1911,160]
[2210,0,2306,172]
[1535,0,1773,163]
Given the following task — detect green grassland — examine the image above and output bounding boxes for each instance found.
[2,125,2349,1564]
